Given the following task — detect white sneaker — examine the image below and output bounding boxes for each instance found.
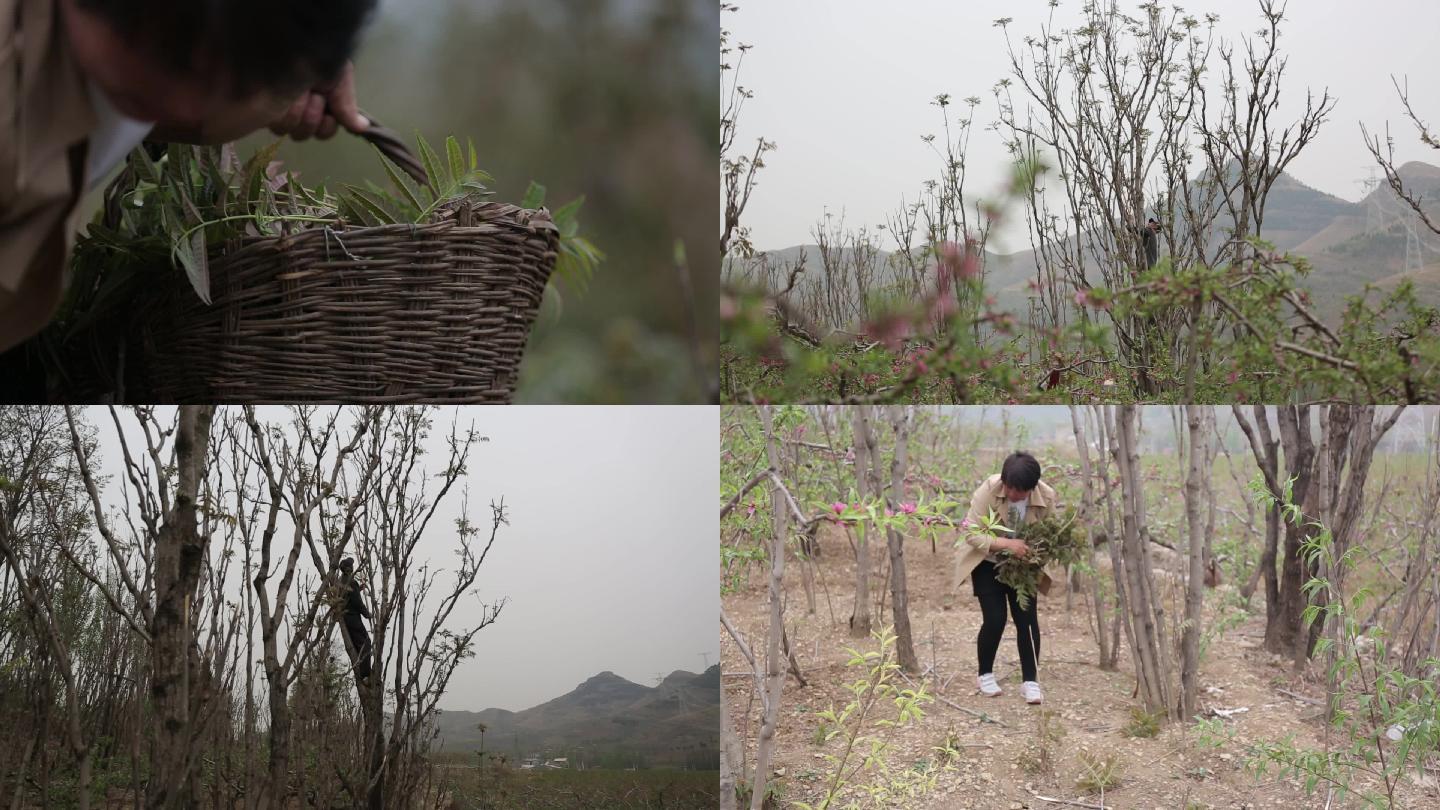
[977,673,1002,697]
[1021,681,1044,705]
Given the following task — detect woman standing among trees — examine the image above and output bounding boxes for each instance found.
[952,452,1058,705]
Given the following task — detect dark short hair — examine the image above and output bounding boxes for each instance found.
[1000,452,1041,492]
[77,0,377,96]
[339,557,355,571]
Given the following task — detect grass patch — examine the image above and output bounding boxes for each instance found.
[1122,706,1165,738]
[1075,750,1124,792]
[442,766,717,810]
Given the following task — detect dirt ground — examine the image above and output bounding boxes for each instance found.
[722,524,1439,809]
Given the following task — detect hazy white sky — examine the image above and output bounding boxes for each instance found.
[89,406,717,713]
[727,0,1440,251]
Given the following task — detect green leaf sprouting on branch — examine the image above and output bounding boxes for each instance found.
[68,134,601,319]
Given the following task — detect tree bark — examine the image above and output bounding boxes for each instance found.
[1233,405,1311,661]
[148,405,215,810]
[0,536,92,810]
[849,407,875,638]
[1179,406,1210,718]
[749,406,789,810]
[1096,407,1133,673]
[885,406,919,672]
[719,687,740,810]
[1069,406,1111,669]
[1114,406,1170,716]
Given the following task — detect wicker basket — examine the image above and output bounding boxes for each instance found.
[61,128,560,404]
[124,200,559,403]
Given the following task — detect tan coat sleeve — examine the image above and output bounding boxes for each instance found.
[961,477,1001,554]
[948,478,999,596]
[0,0,95,353]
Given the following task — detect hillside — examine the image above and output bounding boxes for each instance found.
[431,666,720,769]
[753,162,1440,323]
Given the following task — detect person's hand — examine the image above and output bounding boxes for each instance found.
[1002,538,1030,558]
[269,62,370,142]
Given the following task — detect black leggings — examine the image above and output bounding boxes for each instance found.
[972,561,1040,682]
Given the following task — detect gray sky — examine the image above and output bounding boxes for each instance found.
[728,0,1440,252]
[88,406,718,714]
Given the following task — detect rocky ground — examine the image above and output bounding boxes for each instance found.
[723,524,1437,809]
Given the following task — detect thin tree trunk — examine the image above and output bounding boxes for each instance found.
[749,406,789,810]
[1232,405,1304,658]
[0,539,92,810]
[850,407,874,638]
[1179,406,1209,719]
[719,685,740,810]
[148,405,215,810]
[798,535,818,615]
[1095,406,1130,672]
[1115,406,1169,716]
[1069,406,1111,669]
[1274,406,1317,661]
[243,553,257,810]
[885,406,918,672]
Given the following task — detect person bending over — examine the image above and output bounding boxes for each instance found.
[0,0,377,352]
[953,451,1059,705]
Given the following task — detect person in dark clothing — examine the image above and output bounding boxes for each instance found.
[338,557,373,681]
[1139,217,1160,269]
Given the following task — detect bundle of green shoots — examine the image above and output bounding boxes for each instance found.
[992,508,1086,609]
[57,136,601,340]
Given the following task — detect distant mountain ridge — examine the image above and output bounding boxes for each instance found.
[753,161,1440,321]
[431,666,719,769]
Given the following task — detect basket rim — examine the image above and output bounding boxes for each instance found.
[215,200,559,252]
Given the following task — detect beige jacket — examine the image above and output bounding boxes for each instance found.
[951,473,1060,592]
[1,0,95,353]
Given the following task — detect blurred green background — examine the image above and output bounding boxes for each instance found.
[237,0,718,403]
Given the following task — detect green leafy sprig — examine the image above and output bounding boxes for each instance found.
[991,508,1086,609]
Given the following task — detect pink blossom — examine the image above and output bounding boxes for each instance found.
[928,293,959,323]
[746,502,757,518]
[936,240,980,283]
[720,295,739,320]
[885,509,895,518]
[899,502,917,514]
[960,517,973,529]
[831,502,847,515]
[865,312,914,353]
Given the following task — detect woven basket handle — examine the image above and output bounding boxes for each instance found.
[352,110,433,193]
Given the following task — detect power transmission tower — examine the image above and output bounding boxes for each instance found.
[1404,218,1424,275]
[1357,166,1383,233]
